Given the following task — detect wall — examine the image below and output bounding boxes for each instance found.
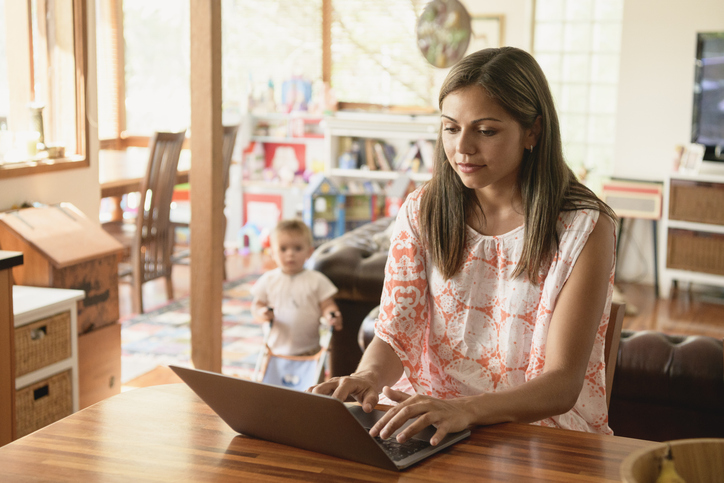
[612,0,724,286]
[0,0,100,224]
[614,0,724,181]
[463,0,534,50]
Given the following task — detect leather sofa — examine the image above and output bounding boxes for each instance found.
[308,217,393,377]
[310,217,724,442]
[608,329,724,441]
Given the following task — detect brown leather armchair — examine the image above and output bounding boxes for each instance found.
[308,217,393,377]
[608,329,724,441]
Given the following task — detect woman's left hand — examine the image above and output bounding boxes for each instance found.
[370,386,474,446]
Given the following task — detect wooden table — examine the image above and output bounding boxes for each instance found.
[0,383,655,482]
[99,148,191,221]
[99,147,191,198]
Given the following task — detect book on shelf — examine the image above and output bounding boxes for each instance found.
[364,139,377,171]
[372,141,392,171]
[417,140,435,170]
[395,142,420,172]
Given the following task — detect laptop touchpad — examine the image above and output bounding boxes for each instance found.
[347,405,437,441]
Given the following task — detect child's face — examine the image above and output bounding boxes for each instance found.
[271,230,314,275]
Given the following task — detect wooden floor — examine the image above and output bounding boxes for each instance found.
[121,252,724,389]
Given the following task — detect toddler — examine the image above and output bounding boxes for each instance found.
[251,219,342,356]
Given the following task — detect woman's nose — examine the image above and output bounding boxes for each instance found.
[457,129,476,155]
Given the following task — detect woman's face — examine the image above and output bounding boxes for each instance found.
[441,85,538,193]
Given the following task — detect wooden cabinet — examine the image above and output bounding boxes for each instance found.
[77,322,121,409]
[0,203,124,333]
[0,203,124,412]
[662,168,724,294]
[3,284,84,444]
[0,251,23,446]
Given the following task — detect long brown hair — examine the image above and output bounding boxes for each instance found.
[419,47,616,281]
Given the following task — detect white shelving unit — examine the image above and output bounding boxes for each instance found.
[239,113,326,231]
[322,112,440,184]
[660,163,724,295]
[13,286,85,413]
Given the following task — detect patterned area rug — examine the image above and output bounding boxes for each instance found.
[121,274,264,383]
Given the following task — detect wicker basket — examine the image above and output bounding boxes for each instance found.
[15,311,71,377]
[667,229,724,276]
[669,179,724,225]
[15,370,72,439]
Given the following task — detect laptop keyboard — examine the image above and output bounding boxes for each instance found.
[372,434,431,462]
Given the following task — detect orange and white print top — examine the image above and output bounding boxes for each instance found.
[375,188,615,434]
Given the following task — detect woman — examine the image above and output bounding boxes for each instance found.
[310,47,617,445]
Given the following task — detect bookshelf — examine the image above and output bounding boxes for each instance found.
[321,112,439,184]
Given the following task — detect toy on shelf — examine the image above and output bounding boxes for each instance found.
[341,180,385,233]
[238,223,263,255]
[303,174,345,247]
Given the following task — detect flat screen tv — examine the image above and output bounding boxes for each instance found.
[692,32,724,162]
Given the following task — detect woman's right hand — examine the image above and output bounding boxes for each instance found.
[307,372,380,413]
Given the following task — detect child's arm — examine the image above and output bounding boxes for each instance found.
[252,297,274,324]
[320,297,342,331]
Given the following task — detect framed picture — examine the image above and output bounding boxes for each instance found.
[679,143,705,174]
[466,15,505,55]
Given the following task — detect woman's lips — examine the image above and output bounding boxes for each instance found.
[457,163,485,174]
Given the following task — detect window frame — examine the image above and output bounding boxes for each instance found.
[0,0,89,180]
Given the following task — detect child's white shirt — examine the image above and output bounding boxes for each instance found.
[251,268,338,356]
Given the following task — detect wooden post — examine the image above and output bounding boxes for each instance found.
[189,0,224,372]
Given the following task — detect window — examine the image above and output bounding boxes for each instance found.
[533,0,624,190]
[97,0,442,143]
[222,0,323,117]
[0,0,9,129]
[0,0,88,179]
[330,0,439,109]
[123,1,190,135]
[112,0,324,137]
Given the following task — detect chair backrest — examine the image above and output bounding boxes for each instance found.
[222,124,240,192]
[133,130,187,284]
[604,302,625,408]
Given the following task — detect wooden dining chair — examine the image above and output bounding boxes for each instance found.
[104,130,187,314]
[605,302,626,408]
[170,124,240,280]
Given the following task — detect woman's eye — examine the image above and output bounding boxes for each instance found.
[479,129,495,136]
[443,126,458,133]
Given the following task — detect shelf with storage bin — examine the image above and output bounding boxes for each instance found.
[661,167,724,294]
[242,112,326,184]
[12,285,85,440]
[322,112,439,184]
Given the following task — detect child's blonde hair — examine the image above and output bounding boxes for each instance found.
[272,219,313,246]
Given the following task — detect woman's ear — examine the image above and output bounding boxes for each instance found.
[526,115,542,149]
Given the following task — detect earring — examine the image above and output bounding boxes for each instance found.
[529,145,534,152]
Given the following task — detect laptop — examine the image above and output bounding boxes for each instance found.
[169,365,471,471]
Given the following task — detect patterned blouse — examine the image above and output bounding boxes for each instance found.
[375,188,615,434]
